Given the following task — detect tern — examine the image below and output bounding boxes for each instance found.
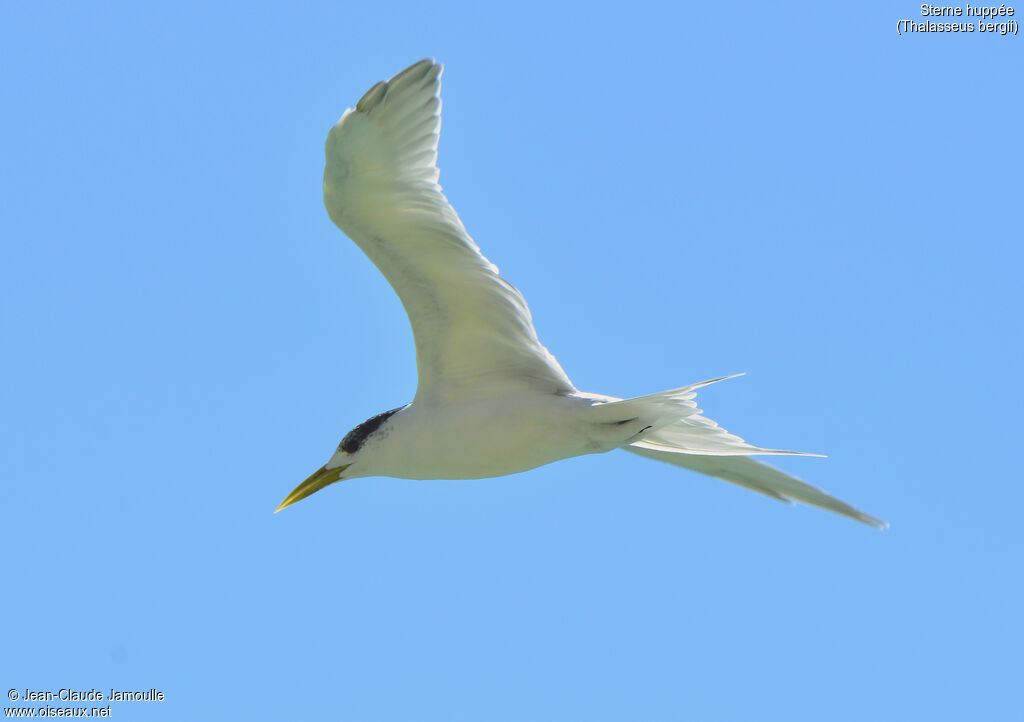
[275,59,885,528]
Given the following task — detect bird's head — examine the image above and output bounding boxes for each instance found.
[274,406,405,512]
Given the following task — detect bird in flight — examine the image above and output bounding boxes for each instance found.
[275,59,885,528]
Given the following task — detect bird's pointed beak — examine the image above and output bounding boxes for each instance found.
[275,463,351,513]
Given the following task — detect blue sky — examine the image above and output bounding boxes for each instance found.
[2,2,1021,720]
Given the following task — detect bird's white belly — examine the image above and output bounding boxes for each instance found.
[372,394,599,480]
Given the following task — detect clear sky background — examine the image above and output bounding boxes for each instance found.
[2,2,1021,720]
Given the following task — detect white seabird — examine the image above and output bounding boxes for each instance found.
[275,59,886,528]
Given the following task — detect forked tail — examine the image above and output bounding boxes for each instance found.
[587,375,887,527]
[587,374,816,456]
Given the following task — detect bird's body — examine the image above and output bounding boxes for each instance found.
[349,394,600,481]
[276,59,886,528]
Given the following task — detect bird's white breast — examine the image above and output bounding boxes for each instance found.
[365,392,602,480]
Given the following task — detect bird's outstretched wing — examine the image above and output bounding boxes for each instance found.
[323,59,574,402]
[625,446,887,528]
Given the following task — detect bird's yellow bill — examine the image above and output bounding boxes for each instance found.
[275,464,350,512]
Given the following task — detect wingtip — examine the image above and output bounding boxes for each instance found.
[354,59,443,114]
[390,58,443,87]
[863,515,890,530]
[820,500,889,530]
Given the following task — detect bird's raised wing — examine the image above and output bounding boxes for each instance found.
[323,59,574,402]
